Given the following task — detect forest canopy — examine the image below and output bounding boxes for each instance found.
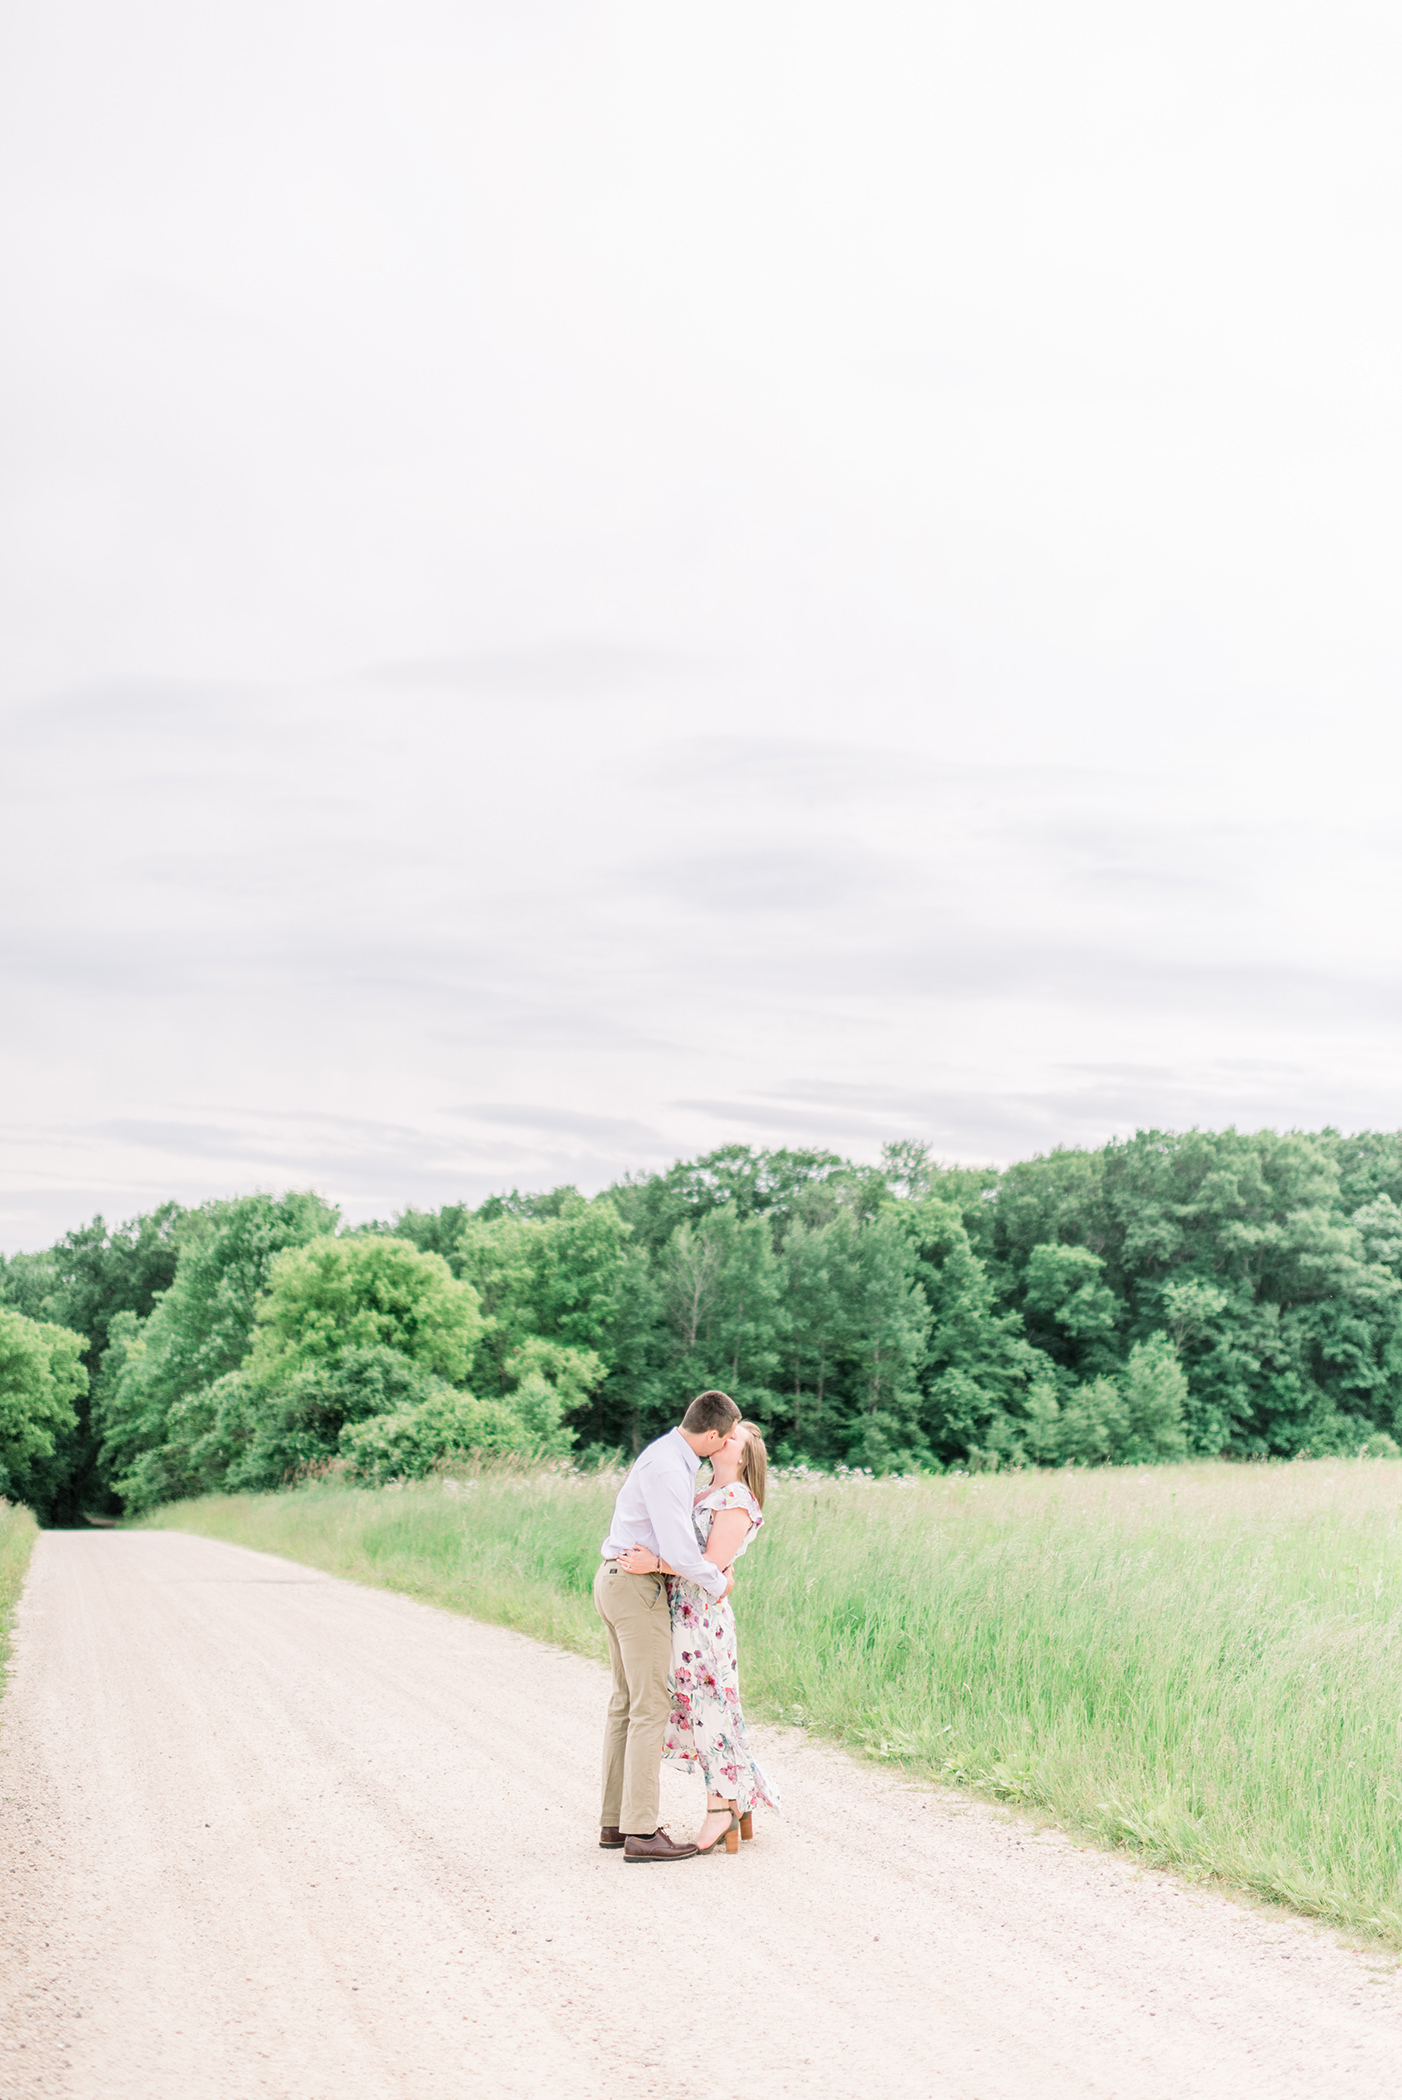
[5,1126,1402,1522]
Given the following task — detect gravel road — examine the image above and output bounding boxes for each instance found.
[2,1529,1402,2099]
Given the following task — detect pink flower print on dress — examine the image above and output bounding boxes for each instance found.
[656,1479,781,1820]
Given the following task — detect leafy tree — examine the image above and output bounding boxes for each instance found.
[834,1209,932,1472]
[0,1311,87,1519]
[1036,1336,1187,1467]
[224,1346,451,1495]
[0,1247,61,1323]
[606,1144,862,1255]
[231,1333,594,1492]
[1021,1243,1122,1377]
[339,1377,574,1482]
[30,1122,1402,1503]
[907,1199,1051,1465]
[1328,1132,1402,1227]
[97,1192,338,1510]
[107,1226,484,1510]
[656,1207,784,1426]
[362,1202,475,1261]
[474,1185,590,1223]
[41,1203,188,1369]
[1055,1376,1129,1465]
[138,1341,597,1503]
[591,1241,686,1453]
[777,1206,937,1467]
[455,1194,628,1394]
[5,1201,186,1520]
[878,1142,1001,1258]
[1019,1376,1065,1465]
[247,1235,484,1387]
[993,1147,1108,1282]
[169,1235,491,1497]
[990,1128,1402,1459]
[779,1217,845,1452]
[1117,1334,1190,1461]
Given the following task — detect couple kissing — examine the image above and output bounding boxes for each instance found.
[593,1388,780,1861]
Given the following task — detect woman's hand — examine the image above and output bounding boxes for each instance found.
[618,1544,661,1575]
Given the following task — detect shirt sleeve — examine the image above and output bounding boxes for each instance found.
[642,1459,726,1598]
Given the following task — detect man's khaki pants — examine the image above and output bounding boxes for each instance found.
[593,1559,672,1836]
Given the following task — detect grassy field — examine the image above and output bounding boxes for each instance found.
[144,1459,1402,1943]
[0,1500,39,1691]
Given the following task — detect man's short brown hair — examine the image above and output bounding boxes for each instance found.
[681,1389,741,1437]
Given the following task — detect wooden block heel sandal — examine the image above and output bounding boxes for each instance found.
[698,1804,741,1856]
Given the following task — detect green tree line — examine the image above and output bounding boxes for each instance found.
[5,1127,1402,1522]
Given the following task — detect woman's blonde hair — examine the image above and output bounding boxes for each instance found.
[737,1420,768,1509]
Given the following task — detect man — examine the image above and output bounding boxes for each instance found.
[594,1388,741,1861]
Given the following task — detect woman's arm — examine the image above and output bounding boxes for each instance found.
[704,1507,751,1570]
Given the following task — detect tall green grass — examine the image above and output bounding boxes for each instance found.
[0,1500,39,1692]
[145,1459,1402,1943]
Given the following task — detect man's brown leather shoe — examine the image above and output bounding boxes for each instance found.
[623,1827,699,1863]
[599,1827,625,1849]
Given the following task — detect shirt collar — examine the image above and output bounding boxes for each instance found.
[670,1427,702,1473]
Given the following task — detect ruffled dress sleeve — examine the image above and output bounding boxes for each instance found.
[705,1482,763,1531]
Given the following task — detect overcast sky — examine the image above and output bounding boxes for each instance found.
[4,0,1402,1250]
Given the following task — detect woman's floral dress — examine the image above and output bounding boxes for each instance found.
[661,1482,781,1816]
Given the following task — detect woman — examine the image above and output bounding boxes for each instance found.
[618,1419,780,1855]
